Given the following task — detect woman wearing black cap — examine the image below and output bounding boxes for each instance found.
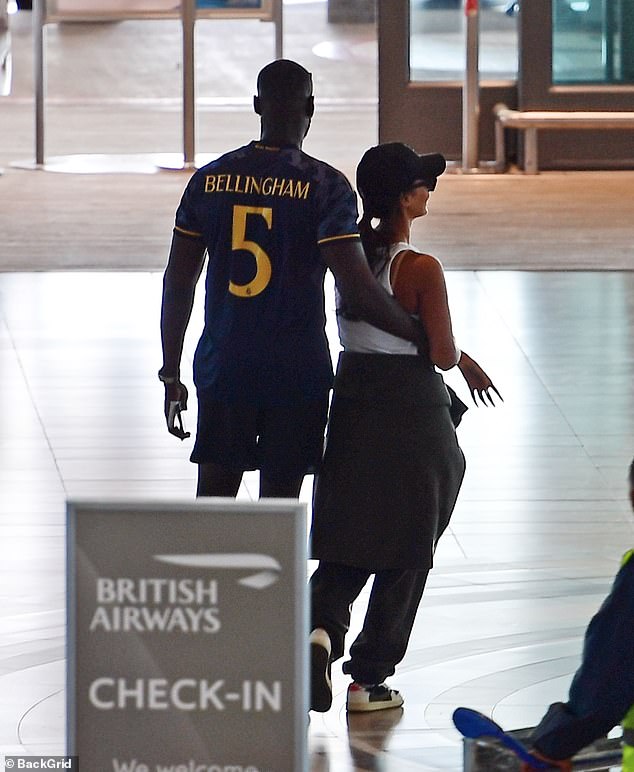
[309,142,501,714]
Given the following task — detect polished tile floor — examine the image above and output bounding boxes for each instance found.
[1,269,633,770]
[1,2,633,769]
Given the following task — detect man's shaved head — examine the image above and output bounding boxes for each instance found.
[254,59,314,147]
[256,59,313,104]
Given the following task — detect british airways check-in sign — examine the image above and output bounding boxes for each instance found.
[67,499,308,772]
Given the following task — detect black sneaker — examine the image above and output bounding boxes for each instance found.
[346,682,404,712]
[310,628,332,712]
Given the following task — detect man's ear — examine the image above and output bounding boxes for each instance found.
[254,95,261,115]
[306,95,315,118]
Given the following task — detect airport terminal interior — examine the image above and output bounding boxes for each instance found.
[1,0,633,770]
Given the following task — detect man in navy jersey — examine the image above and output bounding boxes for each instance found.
[159,59,426,499]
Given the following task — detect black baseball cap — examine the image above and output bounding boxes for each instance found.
[356,142,446,217]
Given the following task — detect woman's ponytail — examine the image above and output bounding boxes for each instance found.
[359,209,390,274]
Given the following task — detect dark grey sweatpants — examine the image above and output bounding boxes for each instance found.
[310,561,429,685]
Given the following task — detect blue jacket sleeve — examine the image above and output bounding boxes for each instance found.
[530,552,634,760]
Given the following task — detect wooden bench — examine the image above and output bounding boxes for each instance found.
[493,102,634,174]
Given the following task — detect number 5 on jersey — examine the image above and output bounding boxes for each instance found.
[229,205,272,298]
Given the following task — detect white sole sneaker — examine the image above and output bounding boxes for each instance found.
[346,682,404,712]
[310,628,332,712]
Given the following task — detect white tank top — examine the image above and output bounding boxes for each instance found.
[337,242,419,355]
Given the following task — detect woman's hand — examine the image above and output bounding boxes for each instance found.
[457,351,503,406]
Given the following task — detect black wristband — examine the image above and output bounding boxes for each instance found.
[158,369,180,384]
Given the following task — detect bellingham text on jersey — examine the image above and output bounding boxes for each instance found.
[204,174,310,200]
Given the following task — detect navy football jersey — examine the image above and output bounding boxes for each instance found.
[174,141,360,406]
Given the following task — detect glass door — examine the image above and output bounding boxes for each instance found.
[553,0,634,85]
[520,0,634,168]
[379,0,518,161]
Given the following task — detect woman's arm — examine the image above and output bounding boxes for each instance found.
[391,250,459,369]
[392,251,502,404]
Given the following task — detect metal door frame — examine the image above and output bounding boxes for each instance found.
[378,0,517,162]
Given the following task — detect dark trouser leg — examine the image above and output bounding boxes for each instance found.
[196,462,242,497]
[343,568,429,685]
[259,475,304,499]
[310,562,372,663]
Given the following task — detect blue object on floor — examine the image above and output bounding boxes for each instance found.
[452,707,551,769]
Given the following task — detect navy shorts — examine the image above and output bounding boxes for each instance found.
[190,393,329,482]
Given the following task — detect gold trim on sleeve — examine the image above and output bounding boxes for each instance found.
[318,233,361,245]
[174,225,203,238]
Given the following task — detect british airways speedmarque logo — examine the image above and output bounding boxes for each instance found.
[154,553,282,589]
[89,554,283,635]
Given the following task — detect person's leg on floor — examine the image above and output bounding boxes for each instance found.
[196,462,243,497]
[191,395,256,497]
[309,562,371,711]
[258,400,328,499]
[344,568,429,711]
[259,474,303,498]
[310,562,372,662]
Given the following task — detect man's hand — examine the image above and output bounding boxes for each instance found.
[163,381,191,440]
[520,750,572,771]
[457,351,503,406]
[321,240,426,351]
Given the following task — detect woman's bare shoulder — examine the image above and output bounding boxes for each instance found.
[391,249,446,302]
[394,249,444,278]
